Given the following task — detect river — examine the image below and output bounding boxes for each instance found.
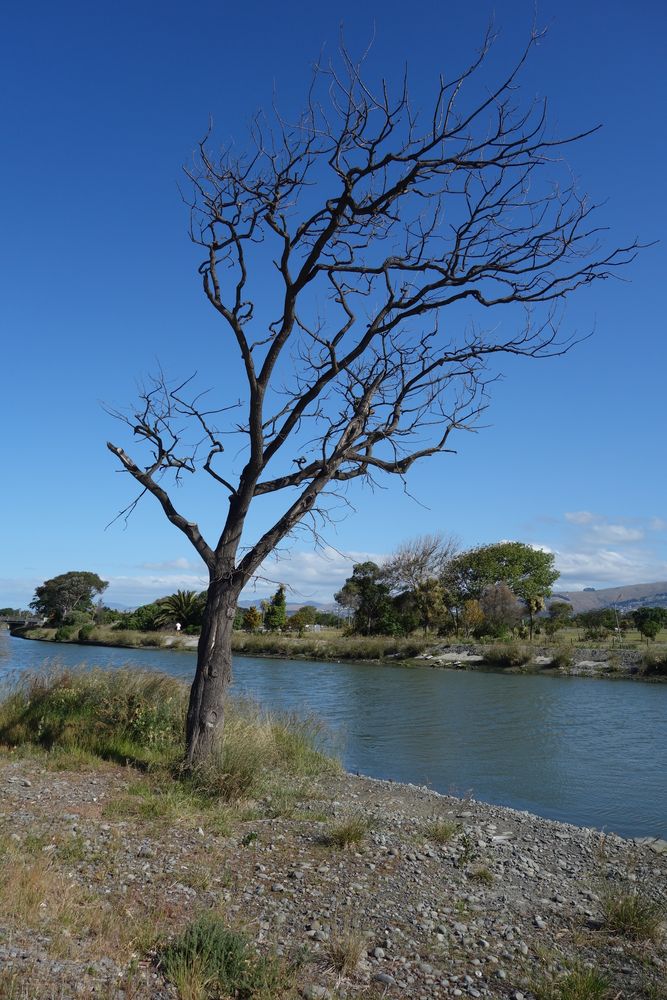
[1,631,665,839]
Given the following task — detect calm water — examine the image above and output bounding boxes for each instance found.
[1,631,665,839]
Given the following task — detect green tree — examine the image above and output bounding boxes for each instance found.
[155,590,206,628]
[314,611,343,628]
[576,609,616,642]
[242,606,262,632]
[286,605,316,636]
[30,571,108,625]
[335,562,397,635]
[264,585,287,631]
[444,542,558,639]
[633,607,665,645]
[544,600,572,639]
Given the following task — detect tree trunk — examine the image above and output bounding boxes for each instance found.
[185,574,240,768]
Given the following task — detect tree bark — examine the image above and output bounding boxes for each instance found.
[185,573,240,768]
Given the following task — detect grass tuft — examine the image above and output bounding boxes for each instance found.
[326,924,367,975]
[534,967,611,1000]
[482,642,532,668]
[324,813,369,848]
[424,818,458,844]
[601,890,664,941]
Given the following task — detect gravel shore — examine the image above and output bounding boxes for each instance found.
[0,756,665,999]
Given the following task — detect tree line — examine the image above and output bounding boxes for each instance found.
[334,536,559,640]
[26,556,665,646]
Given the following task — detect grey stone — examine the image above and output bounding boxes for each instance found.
[373,972,396,986]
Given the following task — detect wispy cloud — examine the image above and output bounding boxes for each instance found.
[245,546,385,603]
[105,571,208,606]
[564,511,596,525]
[589,524,644,544]
[139,557,199,571]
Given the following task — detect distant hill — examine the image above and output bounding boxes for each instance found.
[552,581,667,614]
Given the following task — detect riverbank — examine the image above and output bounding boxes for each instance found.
[12,626,667,681]
[1,754,665,1000]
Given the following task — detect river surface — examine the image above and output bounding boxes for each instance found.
[1,632,665,839]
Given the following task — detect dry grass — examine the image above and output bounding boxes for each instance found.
[326,924,367,975]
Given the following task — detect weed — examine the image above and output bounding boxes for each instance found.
[456,832,479,867]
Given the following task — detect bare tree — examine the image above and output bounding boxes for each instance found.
[107,33,638,766]
[380,533,458,593]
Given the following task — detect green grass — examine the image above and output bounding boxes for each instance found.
[533,967,611,1000]
[230,631,432,662]
[158,915,298,999]
[0,667,339,803]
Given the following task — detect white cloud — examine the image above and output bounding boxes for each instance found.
[244,546,386,603]
[649,517,667,532]
[139,557,199,571]
[588,524,644,544]
[564,511,597,525]
[554,548,667,590]
[105,572,208,607]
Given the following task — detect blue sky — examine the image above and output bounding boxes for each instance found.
[1,0,665,608]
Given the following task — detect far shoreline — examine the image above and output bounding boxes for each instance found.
[7,626,666,683]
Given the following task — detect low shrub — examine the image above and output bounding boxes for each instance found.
[0,668,186,766]
[641,652,667,677]
[78,624,95,642]
[482,642,532,668]
[549,645,572,670]
[0,668,339,795]
[54,626,74,642]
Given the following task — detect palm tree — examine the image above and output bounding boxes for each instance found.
[154,590,205,628]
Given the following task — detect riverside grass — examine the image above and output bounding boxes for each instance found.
[0,667,339,800]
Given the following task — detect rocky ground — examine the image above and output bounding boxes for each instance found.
[0,755,665,1000]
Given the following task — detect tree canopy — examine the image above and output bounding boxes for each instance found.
[30,572,108,625]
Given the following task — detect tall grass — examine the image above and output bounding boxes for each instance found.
[231,631,430,661]
[482,642,532,668]
[0,668,339,797]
